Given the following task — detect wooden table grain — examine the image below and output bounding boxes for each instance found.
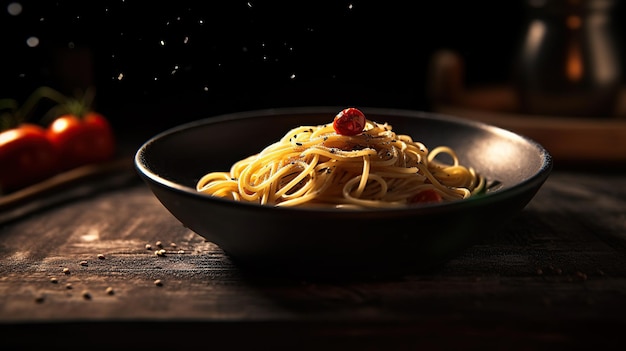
[1,165,625,350]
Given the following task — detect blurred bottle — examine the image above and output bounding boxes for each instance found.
[514,0,622,117]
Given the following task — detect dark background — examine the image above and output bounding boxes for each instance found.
[1,0,625,140]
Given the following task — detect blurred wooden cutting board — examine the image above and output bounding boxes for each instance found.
[428,50,626,166]
[434,97,626,165]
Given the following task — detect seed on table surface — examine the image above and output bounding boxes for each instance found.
[170,242,177,248]
[156,241,163,248]
[154,279,163,287]
[82,291,91,299]
[80,261,88,266]
[97,253,105,260]
[155,249,166,257]
[62,267,70,274]
[105,287,114,295]
[145,244,152,250]
[50,277,58,284]
[66,283,72,289]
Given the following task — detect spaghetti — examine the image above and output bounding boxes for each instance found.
[196,108,485,209]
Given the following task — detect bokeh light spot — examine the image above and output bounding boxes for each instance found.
[26,36,39,47]
[7,2,22,16]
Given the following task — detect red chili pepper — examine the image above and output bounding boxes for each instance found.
[333,107,366,136]
[409,189,443,204]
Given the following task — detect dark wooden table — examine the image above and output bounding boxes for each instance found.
[1,153,625,350]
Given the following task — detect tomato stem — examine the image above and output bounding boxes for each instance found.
[18,86,68,122]
[19,86,97,125]
[0,98,21,131]
[0,99,19,112]
[1,86,98,130]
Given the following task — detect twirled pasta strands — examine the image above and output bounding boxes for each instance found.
[196,119,484,208]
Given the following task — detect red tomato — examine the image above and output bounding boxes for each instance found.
[0,124,59,193]
[46,112,115,171]
[409,189,443,204]
[333,107,366,136]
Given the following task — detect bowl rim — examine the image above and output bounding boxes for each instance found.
[134,106,553,214]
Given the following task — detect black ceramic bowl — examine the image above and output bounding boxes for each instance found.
[135,107,552,278]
